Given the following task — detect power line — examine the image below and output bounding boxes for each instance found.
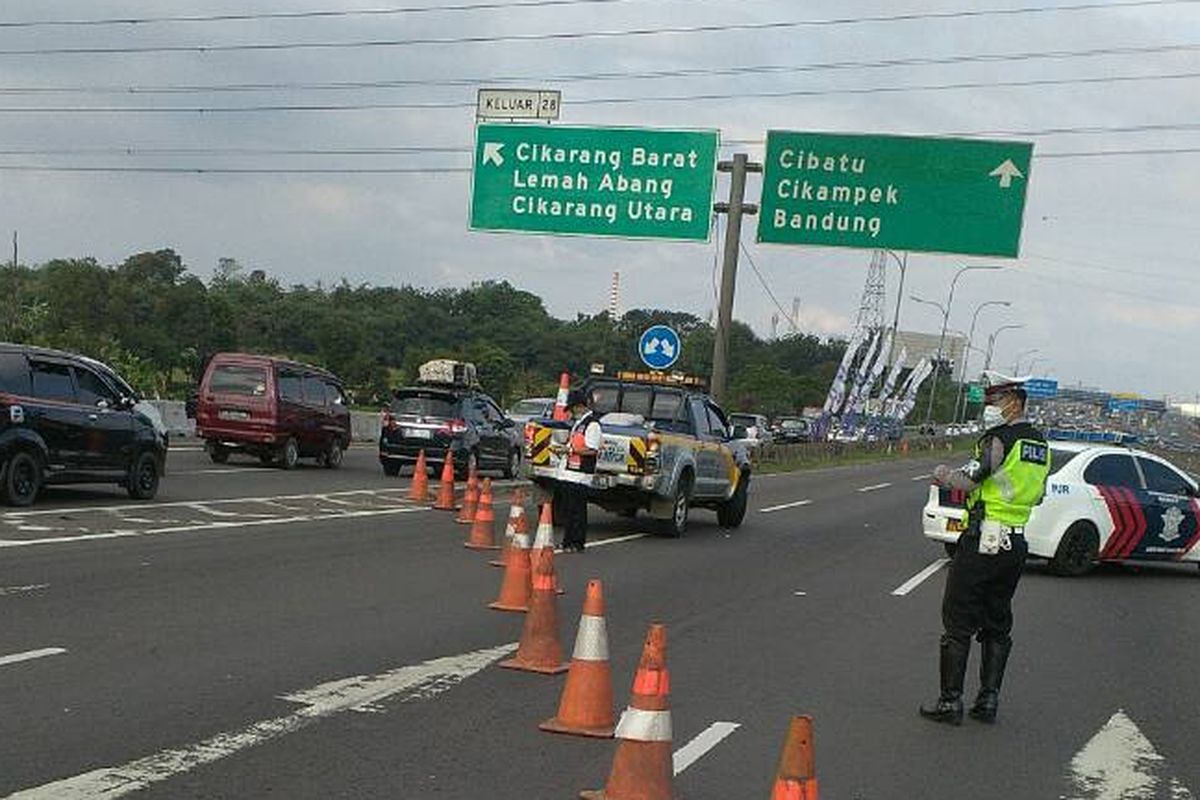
[0,1,1192,56]
[0,147,1197,173]
[0,130,1197,159]
[1,42,1195,95]
[3,70,1196,113]
[0,0,647,29]
[739,242,799,332]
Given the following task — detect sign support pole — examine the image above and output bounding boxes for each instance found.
[711,153,761,404]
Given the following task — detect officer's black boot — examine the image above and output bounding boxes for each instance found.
[969,638,1012,723]
[919,636,969,726]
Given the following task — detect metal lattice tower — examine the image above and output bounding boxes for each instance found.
[853,250,887,338]
[607,271,621,321]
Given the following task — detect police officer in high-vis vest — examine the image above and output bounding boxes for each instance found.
[920,372,1051,725]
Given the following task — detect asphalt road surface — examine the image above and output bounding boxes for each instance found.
[3,445,1198,799]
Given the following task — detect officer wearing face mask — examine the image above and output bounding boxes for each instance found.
[920,371,1050,726]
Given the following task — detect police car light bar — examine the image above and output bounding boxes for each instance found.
[614,370,708,388]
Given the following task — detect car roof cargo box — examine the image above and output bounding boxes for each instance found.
[417,359,479,389]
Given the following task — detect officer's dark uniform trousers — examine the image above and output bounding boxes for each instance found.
[943,527,1027,648]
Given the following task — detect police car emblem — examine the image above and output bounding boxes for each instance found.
[1160,505,1185,543]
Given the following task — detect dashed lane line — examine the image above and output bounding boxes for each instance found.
[858,482,893,493]
[5,642,515,800]
[0,507,430,549]
[911,473,933,481]
[892,558,951,596]
[0,584,50,597]
[759,499,813,514]
[673,722,741,775]
[0,488,412,519]
[0,647,66,668]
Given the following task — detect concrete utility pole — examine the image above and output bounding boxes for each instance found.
[710,153,761,404]
[11,231,16,268]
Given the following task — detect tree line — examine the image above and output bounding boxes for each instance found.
[0,248,859,416]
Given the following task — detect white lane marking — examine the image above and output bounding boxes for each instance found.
[584,533,651,550]
[912,473,933,481]
[891,558,951,596]
[0,507,430,549]
[0,488,412,519]
[793,591,807,596]
[0,583,50,597]
[0,647,67,667]
[185,504,276,520]
[1066,709,1194,799]
[759,499,812,513]
[858,482,893,493]
[672,721,741,775]
[15,525,54,532]
[7,642,515,800]
[175,468,271,476]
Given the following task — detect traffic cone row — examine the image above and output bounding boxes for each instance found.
[456,467,479,524]
[443,445,817,798]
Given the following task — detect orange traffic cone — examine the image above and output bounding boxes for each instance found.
[581,624,673,800]
[492,489,527,567]
[408,450,430,502]
[553,371,571,421]
[770,716,818,800]
[532,502,565,595]
[489,521,532,613]
[456,468,479,524]
[500,548,569,674]
[540,579,615,738]
[465,478,500,550]
[432,450,457,511]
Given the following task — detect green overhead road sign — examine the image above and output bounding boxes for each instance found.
[758,131,1033,257]
[967,383,985,404]
[470,123,718,241]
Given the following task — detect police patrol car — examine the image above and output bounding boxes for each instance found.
[923,441,1200,575]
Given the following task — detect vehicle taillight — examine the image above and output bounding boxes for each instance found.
[442,419,469,435]
[524,422,536,443]
[645,432,661,473]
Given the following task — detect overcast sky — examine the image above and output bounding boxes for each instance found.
[1,0,1197,398]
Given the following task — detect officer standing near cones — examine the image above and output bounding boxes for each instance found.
[558,389,602,552]
[920,371,1050,725]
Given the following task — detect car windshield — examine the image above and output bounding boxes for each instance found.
[729,414,758,427]
[391,390,458,418]
[781,419,807,429]
[211,365,267,396]
[510,400,548,416]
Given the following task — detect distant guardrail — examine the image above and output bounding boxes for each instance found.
[749,436,966,470]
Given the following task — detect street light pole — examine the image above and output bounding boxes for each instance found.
[883,250,908,366]
[954,300,1011,423]
[920,264,1001,425]
[1012,348,1040,375]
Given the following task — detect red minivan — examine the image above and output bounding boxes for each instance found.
[194,353,351,469]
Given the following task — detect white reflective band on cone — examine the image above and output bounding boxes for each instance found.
[614,707,672,742]
[534,525,554,549]
[571,615,609,661]
[512,534,530,549]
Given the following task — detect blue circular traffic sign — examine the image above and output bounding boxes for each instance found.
[639,325,681,370]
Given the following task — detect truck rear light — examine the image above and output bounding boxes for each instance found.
[645,433,661,472]
[442,419,469,435]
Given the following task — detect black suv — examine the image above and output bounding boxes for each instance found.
[379,386,521,479]
[0,344,168,506]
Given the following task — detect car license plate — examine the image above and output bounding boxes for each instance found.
[406,428,433,439]
[946,517,966,533]
[219,409,250,421]
[598,439,628,467]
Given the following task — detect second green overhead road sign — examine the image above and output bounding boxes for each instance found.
[470,123,718,241]
[757,131,1033,258]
